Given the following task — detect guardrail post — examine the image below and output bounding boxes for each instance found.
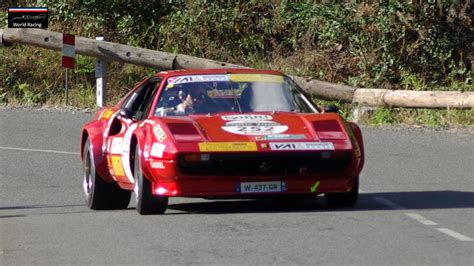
[95,36,106,107]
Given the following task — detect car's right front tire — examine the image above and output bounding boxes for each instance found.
[133,146,168,215]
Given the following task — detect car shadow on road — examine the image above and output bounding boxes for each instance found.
[0,204,90,218]
[0,204,85,211]
[167,190,474,215]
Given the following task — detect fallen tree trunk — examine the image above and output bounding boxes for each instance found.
[2,28,473,108]
[292,76,355,102]
[354,89,474,108]
[0,28,245,70]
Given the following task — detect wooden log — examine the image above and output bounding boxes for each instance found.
[0,28,12,47]
[354,89,474,108]
[353,89,390,106]
[383,90,474,108]
[1,28,245,70]
[292,76,355,102]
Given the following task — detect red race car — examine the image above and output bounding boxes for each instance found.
[80,68,364,214]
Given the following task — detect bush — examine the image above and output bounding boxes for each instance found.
[1,0,472,110]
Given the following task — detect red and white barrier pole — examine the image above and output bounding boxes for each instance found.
[95,36,106,107]
[62,33,75,105]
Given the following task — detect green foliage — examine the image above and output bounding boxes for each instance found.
[0,10,6,28]
[74,55,94,75]
[369,108,398,125]
[16,82,43,104]
[1,0,472,127]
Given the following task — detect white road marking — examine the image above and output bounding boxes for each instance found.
[0,146,79,155]
[436,228,474,241]
[404,213,437,226]
[372,197,404,210]
[370,196,473,242]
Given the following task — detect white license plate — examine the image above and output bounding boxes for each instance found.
[238,181,285,193]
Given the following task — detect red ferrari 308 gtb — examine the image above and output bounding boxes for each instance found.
[80,68,364,214]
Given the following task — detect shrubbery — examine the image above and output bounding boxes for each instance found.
[1,0,472,112]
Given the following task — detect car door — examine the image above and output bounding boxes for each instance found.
[104,78,161,185]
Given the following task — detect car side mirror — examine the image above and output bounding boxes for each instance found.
[323,105,339,113]
[119,107,136,120]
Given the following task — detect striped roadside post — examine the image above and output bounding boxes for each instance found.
[95,36,106,107]
[62,33,75,105]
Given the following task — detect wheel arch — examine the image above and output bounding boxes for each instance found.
[81,126,114,183]
[349,122,365,174]
[130,128,153,182]
[80,129,89,160]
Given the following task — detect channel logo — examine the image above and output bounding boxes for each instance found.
[8,7,48,28]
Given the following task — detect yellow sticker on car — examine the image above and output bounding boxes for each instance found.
[198,142,258,152]
[100,109,114,120]
[229,74,284,83]
[110,156,125,176]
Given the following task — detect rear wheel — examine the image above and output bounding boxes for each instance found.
[83,138,131,210]
[134,146,168,215]
[325,177,359,208]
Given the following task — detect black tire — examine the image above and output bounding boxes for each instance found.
[82,138,131,210]
[325,177,359,208]
[134,146,168,215]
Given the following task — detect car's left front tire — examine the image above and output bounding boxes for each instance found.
[83,138,131,210]
[325,176,359,208]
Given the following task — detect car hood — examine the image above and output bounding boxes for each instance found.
[156,112,348,142]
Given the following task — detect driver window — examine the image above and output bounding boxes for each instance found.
[122,79,160,120]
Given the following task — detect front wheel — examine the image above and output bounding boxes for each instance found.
[325,177,359,208]
[82,138,131,210]
[134,146,168,215]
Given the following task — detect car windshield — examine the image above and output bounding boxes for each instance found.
[154,73,315,116]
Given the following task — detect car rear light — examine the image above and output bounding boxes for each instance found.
[167,123,203,142]
[312,120,346,139]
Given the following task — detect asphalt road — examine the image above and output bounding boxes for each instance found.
[1,109,473,265]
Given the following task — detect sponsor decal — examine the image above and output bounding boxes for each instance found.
[110,156,125,176]
[310,181,320,193]
[198,142,257,152]
[167,75,229,85]
[221,114,273,121]
[229,74,284,83]
[254,134,306,141]
[8,7,48,28]
[207,89,239,98]
[150,143,166,158]
[150,161,165,169]
[269,142,335,151]
[99,109,114,120]
[139,120,155,128]
[153,125,167,142]
[110,137,123,154]
[222,121,288,135]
